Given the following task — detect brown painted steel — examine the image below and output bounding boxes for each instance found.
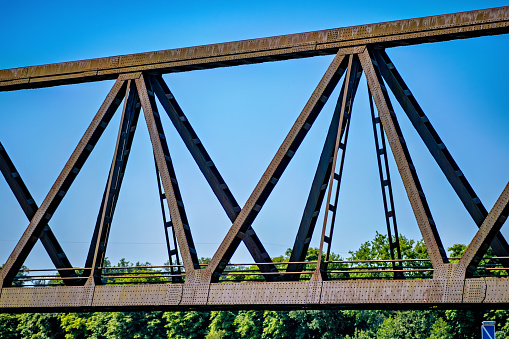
[136,74,200,273]
[368,89,404,278]
[3,276,509,311]
[0,7,508,91]
[316,54,355,278]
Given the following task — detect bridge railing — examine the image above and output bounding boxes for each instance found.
[11,256,509,286]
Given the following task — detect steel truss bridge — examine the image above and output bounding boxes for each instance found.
[1,6,509,312]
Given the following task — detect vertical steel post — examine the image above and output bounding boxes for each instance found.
[154,161,183,282]
[315,55,354,279]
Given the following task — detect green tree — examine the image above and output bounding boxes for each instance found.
[377,311,436,339]
[343,309,387,337]
[105,312,166,339]
[344,329,376,339]
[348,232,429,279]
[0,313,20,339]
[287,310,355,338]
[447,244,466,258]
[60,312,111,339]
[261,311,296,338]
[163,311,210,339]
[444,309,481,339]
[234,310,263,338]
[17,313,65,339]
[207,311,238,338]
[428,317,453,339]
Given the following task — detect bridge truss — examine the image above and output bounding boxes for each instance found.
[1,6,509,312]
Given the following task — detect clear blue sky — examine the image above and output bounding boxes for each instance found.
[1,0,508,270]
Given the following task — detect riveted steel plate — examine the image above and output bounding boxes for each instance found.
[208,282,308,305]
[93,285,168,306]
[321,280,433,304]
[0,286,94,308]
[427,280,445,303]
[165,284,183,305]
[463,278,486,303]
[307,274,323,304]
[484,279,509,303]
[181,270,211,305]
[431,266,464,302]
[430,279,464,303]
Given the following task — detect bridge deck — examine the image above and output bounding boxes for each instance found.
[1,277,507,312]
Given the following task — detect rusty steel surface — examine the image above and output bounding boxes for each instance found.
[2,278,509,312]
[1,7,509,312]
[0,7,509,91]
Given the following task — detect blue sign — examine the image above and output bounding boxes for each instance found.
[482,324,495,339]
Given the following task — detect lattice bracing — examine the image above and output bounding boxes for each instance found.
[1,6,509,312]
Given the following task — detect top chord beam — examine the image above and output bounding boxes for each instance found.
[1,6,508,91]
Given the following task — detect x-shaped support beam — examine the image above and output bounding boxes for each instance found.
[0,142,79,284]
[0,77,128,287]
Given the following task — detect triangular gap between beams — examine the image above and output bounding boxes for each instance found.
[194,51,352,278]
[376,49,509,270]
[154,54,344,270]
[285,55,359,274]
[151,74,280,278]
[293,51,437,278]
[100,91,183,278]
[202,50,351,280]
